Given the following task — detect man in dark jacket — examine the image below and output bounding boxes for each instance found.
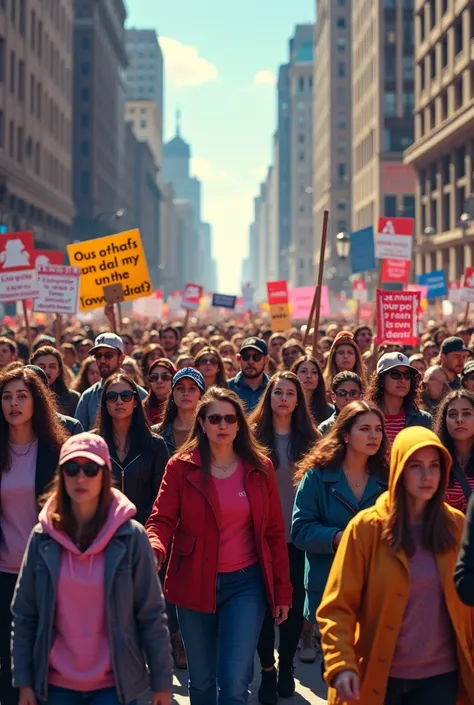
[228,337,270,413]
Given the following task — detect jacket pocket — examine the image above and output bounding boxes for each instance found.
[174,533,197,568]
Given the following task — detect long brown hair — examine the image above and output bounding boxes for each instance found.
[434,389,474,483]
[0,367,68,475]
[178,386,268,479]
[249,371,319,468]
[194,346,228,389]
[291,355,330,424]
[43,466,113,548]
[294,401,388,484]
[382,446,457,557]
[323,337,368,390]
[71,356,98,394]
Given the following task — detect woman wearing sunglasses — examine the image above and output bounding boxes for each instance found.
[141,343,166,384]
[435,390,474,512]
[146,387,291,705]
[318,372,364,436]
[365,352,432,445]
[0,367,68,705]
[194,347,227,389]
[94,373,169,525]
[11,433,172,705]
[154,368,206,456]
[291,355,333,426]
[249,372,320,701]
[143,358,177,426]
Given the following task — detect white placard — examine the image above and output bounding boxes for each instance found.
[33,264,80,314]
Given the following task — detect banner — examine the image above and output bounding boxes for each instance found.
[375,217,414,261]
[212,293,237,309]
[375,289,421,345]
[67,229,152,311]
[350,227,376,275]
[33,264,80,315]
[461,267,474,303]
[182,282,203,311]
[267,280,291,331]
[381,259,411,284]
[0,231,39,302]
[417,269,447,299]
[448,281,462,303]
[352,280,368,302]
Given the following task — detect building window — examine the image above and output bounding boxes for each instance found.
[18,60,24,101]
[338,163,346,180]
[0,38,4,83]
[337,86,346,103]
[82,36,90,50]
[455,78,463,109]
[441,91,448,120]
[404,92,414,117]
[38,21,42,58]
[298,134,305,144]
[419,11,425,43]
[80,113,88,128]
[336,114,347,128]
[403,56,413,79]
[9,50,14,93]
[455,18,463,55]
[30,74,35,113]
[299,151,305,161]
[140,119,147,128]
[298,76,304,92]
[430,0,436,28]
[81,62,89,76]
[19,0,25,35]
[30,10,35,50]
[386,21,396,43]
[35,141,40,174]
[443,192,450,231]
[336,37,346,51]
[336,16,346,28]
[0,110,4,148]
[337,61,346,77]
[80,87,89,101]
[384,91,397,117]
[80,171,89,195]
[337,199,347,211]
[36,81,41,119]
[441,36,448,68]
[420,61,425,90]
[17,126,23,162]
[403,196,415,218]
[80,140,89,156]
[384,195,397,217]
[8,120,14,157]
[456,145,466,178]
[430,50,436,79]
[385,47,396,80]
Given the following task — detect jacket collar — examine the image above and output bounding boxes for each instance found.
[233,371,269,391]
[178,447,266,476]
[320,465,388,507]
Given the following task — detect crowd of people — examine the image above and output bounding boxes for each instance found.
[1,314,474,705]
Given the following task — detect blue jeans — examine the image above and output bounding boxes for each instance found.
[44,685,137,705]
[177,562,267,705]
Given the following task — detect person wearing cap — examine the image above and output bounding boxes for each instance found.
[462,360,474,393]
[323,331,368,392]
[228,337,270,413]
[317,427,474,705]
[74,333,147,432]
[366,352,432,445]
[0,366,68,705]
[440,336,470,391]
[11,433,173,705]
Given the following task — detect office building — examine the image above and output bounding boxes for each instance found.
[125,100,162,170]
[0,0,74,247]
[277,64,291,280]
[351,0,416,233]
[125,28,163,121]
[404,2,474,280]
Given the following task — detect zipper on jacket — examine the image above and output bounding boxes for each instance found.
[121,468,125,493]
[331,488,358,515]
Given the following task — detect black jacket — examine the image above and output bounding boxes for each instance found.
[57,413,83,436]
[110,433,169,525]
[455,492,474,605]
[52,380,80,417]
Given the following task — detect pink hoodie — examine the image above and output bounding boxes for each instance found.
[39,488,136,693]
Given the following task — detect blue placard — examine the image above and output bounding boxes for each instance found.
[350,227,376,275]
[417,269,447,299]
[0,225,7,234]
[212,293,237,309]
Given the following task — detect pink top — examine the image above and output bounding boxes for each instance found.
[213,461,259,573]
[446,476,474,513]
[390,525,457,679]
[384,411,406,445]
[0,440,38,574]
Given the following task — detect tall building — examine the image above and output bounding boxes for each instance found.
[404,3,474,280]
[351,0,415,233]
[313,0,352,276]
[72,0,128,240]
[125,100,162,170]
[0,0,74,248]
[277,64,291,280]
[288,24,314,288]
[125,29,163,123]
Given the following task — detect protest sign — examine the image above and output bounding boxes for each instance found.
[359,303,374,321]
[381,259,411,284]
[352,280,368,302]
[417,269,447,299]
[33,265,80,315]
[0,231,39,302]
[461,267,474,303]
[182,282,203,311]
[376,217,414,261]
[67,229,151,311]
[168,291,183,317]
[449,281,462,303]
[375,289,421,345]
[267,280,291,331]
[350,227,376,275]
[212,293,237,309]
[33,250,64,266]
[132,290,164,318]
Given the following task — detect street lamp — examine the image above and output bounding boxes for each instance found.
[423,226,436,237]
[336,231,350,260]
[93,209,126,238]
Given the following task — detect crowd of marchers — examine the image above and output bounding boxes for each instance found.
[1,315,474,705]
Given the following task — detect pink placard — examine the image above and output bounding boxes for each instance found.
[289,286,330,319]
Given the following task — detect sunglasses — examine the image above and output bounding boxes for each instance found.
[198,357,219,366]
[241,352,263,362]
[206,413,238,425]
[335,389,361,399]
[149,373,172,382]
[388,369,413,381]
[104,390,136,403]
[94,351,116,361]
[62,461,103,478]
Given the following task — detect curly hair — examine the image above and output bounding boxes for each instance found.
[365,368,422,413]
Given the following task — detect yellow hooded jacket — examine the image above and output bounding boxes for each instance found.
[317,426,474,705]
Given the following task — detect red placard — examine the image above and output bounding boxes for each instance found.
[33,250,64,266]
[0,231,35,272]
[448,280,461,303]
[359,303,374,321]
[381,259,412,284]
[375,289,421,346]
[352,280,367,301]
[267,280,289,306]
[182,282,203,311]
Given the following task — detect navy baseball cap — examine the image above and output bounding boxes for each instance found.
[440,336,469,355]
[240,337,268,356]
[172,367,205,393]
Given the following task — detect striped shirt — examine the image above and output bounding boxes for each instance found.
[446,477,474,513]
[385,411,407,445]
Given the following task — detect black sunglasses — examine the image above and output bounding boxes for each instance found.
[149,373,172,382]
[388,369,413,381]
[94,351,116,361]
[62,461,103,478]
[335,389,361,399]
[198,357,219,366]
[206,413,238,425]
[241,352,263,362]
[104,390,136,403]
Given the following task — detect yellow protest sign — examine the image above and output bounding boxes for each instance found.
[67,229,152,311]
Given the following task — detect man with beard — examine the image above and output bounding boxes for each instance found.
[159,325,181,361]
[75,333,147,431]
[440,336,470,391]
[228,337,270,413]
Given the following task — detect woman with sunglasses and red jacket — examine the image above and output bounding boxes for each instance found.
[143,359,177,426]
[146,386,292,705]
[94,372,169,525]
[365,352,432,445]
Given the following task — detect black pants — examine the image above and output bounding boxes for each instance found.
[0,571,19,705]
[257,542,305,669]
[384,671,458,705]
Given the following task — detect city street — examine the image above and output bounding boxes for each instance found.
[139,652,328,704]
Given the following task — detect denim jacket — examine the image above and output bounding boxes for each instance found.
[11,521,173,704]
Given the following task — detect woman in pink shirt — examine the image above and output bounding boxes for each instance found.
[0,367,67,705]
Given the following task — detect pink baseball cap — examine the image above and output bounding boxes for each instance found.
[59,432,111,471]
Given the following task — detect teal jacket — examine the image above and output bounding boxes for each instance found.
[291,466,387,601]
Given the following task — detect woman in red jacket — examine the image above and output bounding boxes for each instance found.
[146,386,292,705]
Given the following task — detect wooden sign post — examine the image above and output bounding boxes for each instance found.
[302,211,329,352]
[21,301,32,353]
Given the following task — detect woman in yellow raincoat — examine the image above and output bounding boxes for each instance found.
[317,426,474,705]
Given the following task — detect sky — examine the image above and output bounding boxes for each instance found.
[125,0,315,294]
